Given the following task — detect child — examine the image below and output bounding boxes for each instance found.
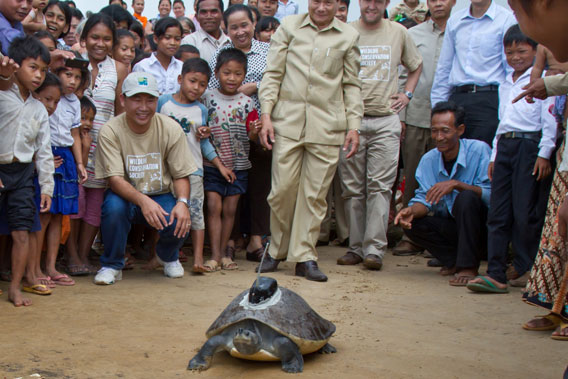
[0,36,54,306]
[254,16,279,43]
[132,0,148,29]
[22,0,48,34]
[133,16,183,95]
[0,0,30,55]
[65,96,96,276]
[175,44,199,63]
[44,0,71,43]
[202,48,259,271]
[113,29,136,69]
[35,59,89,285]
[467,25,557,292]
[35,30,57,52]
[158,57,219,272]
[389,0,428,24]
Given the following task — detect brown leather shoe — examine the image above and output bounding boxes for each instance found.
[255,254,282,273]
[337,252,363,265]
[392,240,423,256]
[363,254,383,270]
[295,261,328,282]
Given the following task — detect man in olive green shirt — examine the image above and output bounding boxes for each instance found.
[258,0,362,282]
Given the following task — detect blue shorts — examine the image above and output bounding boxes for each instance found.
[203,166,248,197]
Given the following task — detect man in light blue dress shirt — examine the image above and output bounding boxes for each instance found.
[395,101,492,286]
[431,0,516,145]
[275,0,298,20]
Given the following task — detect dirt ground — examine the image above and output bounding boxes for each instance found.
[1,245,566,379]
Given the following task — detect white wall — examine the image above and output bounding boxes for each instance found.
[72,0,511,22]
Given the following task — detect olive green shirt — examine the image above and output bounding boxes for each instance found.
[259,13,362,146]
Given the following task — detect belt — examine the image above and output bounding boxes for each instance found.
[501,131,541,143]
[453,84,499,94]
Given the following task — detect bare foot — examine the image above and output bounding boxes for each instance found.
[467,275,508,290]
[524,317,556,330]
[8,286,32,307]
[143,256,161,270]
[192,263,206,273]
[552,325,568,339]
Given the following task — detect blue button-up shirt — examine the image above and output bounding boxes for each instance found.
[275,0,299,20]
[0,12,24,56]
[409,139,492,217]
[430,1,516,106]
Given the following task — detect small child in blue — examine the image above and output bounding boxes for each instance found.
[157,57,223,273]
[36,59,89,286]
[202,48,259,271]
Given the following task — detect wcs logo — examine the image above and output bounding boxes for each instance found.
[138,77,149,86]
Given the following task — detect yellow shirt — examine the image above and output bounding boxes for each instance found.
[259,14,362,146]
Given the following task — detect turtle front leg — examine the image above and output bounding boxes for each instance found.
[187,335,227,371]
[273,336,303,373]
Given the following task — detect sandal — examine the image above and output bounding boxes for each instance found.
[22,284,52,296]
[67,264,90,276]
[202,259,220,272]
[523,314,563,331]
[51,274,75,286]
[221,257,238,270]
[37,276,56,289]
[246,247,264,262]
[551,322,568,340]
[224,246,236,260]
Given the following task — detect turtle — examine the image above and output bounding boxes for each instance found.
[187,276,336,373]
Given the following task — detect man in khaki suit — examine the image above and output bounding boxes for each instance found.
[257,0,362,282]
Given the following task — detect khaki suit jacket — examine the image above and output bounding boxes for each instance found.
[259,14,363,146]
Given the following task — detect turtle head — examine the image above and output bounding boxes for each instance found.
[249,277,278,304]
[233,328,261,355]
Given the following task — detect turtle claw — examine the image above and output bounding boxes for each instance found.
[187,356,211,371]
[318,343,337,354]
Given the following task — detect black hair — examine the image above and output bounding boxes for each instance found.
[46,0,72,38]
[54,51,90,89]
[129,21,144,45]
[431,101,465,128]
[71,7,83,20]
[196,0,224,15]
[153,17,183,38]
[503,24,538,49]
[8,35,51,66]
[249,5,260,23]
[215,47,247,73]
[80,96,97,115]
[182,57,211,80]
[81,13,117,45]
[175,44,200,59]
[339,0,350,7]
[255,16,279,35]
[100,4,134,29]
[35,72,62,94]
[34,30,58,47]
[173,0,185,7]
[224,4,253,26]
[117,28,135,41]
[177,16,195,33]
[159,0,171,6]
[145,34,157,51]
[132,51,151,66]
[66,0,76,7]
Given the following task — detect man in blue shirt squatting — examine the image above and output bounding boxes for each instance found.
[394,101,491,286]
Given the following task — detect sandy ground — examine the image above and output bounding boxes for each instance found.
[1,245,566,379]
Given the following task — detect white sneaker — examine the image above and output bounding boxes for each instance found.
[94,267,122,285]
[163,259,184,278]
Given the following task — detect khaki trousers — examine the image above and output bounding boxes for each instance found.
[268,134,340,262]
[401,124,434,207]
[318,172,349,242]
[339,115,401,259]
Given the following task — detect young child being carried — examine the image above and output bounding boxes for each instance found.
[202,48,260,272]
[0,36,54,306]
[467,25,557,293]
[157,57,219,273]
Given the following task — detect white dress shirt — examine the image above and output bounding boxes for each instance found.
[491,67,557,162]
[0,84,54,195]
[275,0,299,20]
[132,53,183,95]
[431,1,516,106]
[181,28,230,64]
[49,93,81,147]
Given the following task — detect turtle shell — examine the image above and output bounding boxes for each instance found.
[206,287,335,355]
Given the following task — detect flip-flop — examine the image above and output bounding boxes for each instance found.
[523,314,563,331]
[449,274,477,287]
[551,322,568,341]
[246,247,264,262]
[51,274,75,286]
[203,259,220,272]
[22,284,52,296]
[37,276,56,289]
[221,257,238,270]
[466,275,508,293]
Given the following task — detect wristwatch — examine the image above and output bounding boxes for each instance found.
[177,197,190,208]
[404,90,413,100]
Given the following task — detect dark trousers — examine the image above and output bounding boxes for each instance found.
[404,190,487,269]
[248,143,272,236]
[449,90,499,146]
[486,138,550,284]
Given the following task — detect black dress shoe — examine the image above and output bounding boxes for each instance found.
[255,254,282,273]
[295,261,328,282]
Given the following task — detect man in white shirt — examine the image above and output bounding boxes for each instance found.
[181,0,229,63]
[275,0,298,20]
[431,0,516,145]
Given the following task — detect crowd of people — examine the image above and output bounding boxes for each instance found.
[0,0,566,342]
